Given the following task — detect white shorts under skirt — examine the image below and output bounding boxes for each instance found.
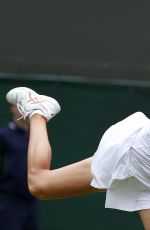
[91,112,150,212]
[105,177,150,212]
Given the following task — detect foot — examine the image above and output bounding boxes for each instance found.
[6,87,61,121]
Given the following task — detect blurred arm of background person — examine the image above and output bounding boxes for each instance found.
[0,104,39,230]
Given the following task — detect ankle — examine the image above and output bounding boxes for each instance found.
[30,113,47,122]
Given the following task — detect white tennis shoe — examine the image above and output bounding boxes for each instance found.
[6,87,61,121]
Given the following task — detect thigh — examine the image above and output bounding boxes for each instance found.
[139,209,150,230]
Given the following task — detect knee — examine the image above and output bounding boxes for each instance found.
[28,170,48,200]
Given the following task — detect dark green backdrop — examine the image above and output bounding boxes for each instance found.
[0,78,149,230]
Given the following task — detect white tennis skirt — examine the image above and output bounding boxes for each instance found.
[91,112,150,212]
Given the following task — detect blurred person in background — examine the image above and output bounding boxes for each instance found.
[0,104,39,230]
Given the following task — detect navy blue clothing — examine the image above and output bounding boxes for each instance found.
[0,122,32,199]
[0,121,38,230]
[0,193,38,230]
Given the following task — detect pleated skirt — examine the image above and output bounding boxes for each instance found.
[91,112,150,211]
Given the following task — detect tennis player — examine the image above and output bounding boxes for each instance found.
[6,87,150,230]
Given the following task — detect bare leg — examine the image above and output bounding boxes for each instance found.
[139,209,150,230]
[28,115,103,200]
